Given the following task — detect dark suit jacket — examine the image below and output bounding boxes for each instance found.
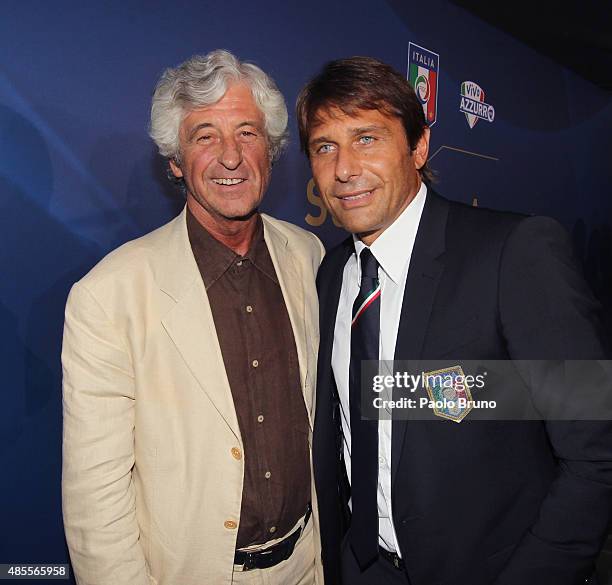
[313,191,612,585]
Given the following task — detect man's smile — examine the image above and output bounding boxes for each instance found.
[334,189,376,207]
[211,177,247,185]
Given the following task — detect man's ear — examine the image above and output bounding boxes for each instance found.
[169,157,183,178]
[413,127,430,170]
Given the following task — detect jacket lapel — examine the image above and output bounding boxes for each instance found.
[262,215,314,427]
[315,239,353,494]
[391,192,448,483]
[318,239,354,390]
[158,207,241,442]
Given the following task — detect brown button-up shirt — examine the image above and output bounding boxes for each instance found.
[187,209,311,548]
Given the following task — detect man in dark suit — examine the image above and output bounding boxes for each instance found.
[296,56,612,585]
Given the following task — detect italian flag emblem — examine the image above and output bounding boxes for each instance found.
[408,42,440,126]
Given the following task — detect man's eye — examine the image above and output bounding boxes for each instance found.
[241,130,257,138]
[316,144,334,154]
[196,135,212,143]
[359,135,375,145]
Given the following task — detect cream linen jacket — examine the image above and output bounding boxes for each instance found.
[62,207,325,585]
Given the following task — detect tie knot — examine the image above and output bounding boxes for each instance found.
[359,248,378,280]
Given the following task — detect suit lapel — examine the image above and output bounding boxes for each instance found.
[318,239,354,392]
[314,239,353,505]
[391,192,448,483]
[262,215,314,428]
[158,207,241,442]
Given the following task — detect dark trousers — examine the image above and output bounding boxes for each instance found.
[341,536,601,585]
[341,540,410,585]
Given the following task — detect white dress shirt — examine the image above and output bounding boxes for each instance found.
[331,183,427,555]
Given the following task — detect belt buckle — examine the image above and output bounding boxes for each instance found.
[242,553,256,572]
[237,505,310,571]
[242,546,276,571]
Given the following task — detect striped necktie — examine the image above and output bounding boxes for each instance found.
[348,248,381,569]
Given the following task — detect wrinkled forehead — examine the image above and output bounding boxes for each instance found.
[178,84,266,135]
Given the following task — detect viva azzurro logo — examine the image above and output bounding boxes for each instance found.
[460,81,495,128]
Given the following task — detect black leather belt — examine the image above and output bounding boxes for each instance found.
[234,505,312,571]
[379,546,405,570]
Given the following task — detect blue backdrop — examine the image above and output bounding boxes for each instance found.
[1,0,611,579]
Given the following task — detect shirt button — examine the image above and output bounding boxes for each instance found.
[224,520,237,530]
[236,260,243,267]
[269,526,276,534]
[231,447,242,460]
[264,471,271,479]
[257,415,264,423]
[252,359,259,368]
[246,305,253,313]
[379,456,386,466]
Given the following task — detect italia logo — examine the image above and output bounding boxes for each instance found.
[459,81,495,128]
[408,42,439,126]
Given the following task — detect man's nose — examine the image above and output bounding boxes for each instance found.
[218,136,242,170]
[334,148,361,182]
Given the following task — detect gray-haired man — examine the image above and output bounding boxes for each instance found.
[62,50,324,585]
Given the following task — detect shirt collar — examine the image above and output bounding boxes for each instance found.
[353,182,427,284]
[186,209,276,289]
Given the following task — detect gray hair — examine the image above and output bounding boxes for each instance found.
[149,49,288,164]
